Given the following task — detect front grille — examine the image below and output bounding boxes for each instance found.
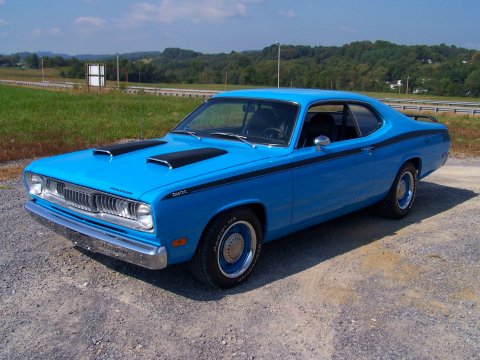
[44,179,138,221]
[64,188,95,212]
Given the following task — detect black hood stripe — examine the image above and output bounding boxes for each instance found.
[94,140,166,157]
[147,148,228,169]
[162,129,449,200]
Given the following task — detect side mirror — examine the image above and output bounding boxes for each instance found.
[314,135,331,151]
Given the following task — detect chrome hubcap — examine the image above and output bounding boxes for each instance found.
[397,181,407,200]
[222,233,245,263]
[396,171,414,210]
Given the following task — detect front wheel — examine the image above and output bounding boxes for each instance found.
[189,207,262,288]
[378,162,418,219]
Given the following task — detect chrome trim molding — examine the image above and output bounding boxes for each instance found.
[92,149,113,156]
[146,157,173,169]
[25,200,167,270]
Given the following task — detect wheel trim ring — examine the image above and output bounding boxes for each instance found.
[396,171,414,210]
[217,221,257,279]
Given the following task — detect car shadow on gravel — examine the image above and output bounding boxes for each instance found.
[83,181,478,300]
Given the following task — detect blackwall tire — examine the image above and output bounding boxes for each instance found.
[189,207,262,288]
[378,162,418,219]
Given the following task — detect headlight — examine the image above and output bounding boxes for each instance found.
[137,203,153,230]
[27,173,44,195]
[115,199,131,218]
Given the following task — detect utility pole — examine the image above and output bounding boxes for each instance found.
[275,42,281,88]
[115,52,119,88]
[41,57,44,82]
[406,75,410,95]
[224,71,228,91]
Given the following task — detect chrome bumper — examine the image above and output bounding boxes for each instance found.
[25,200,167,270]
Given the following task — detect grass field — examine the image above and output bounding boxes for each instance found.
[0,67,77,83]
[0,84,478,163]
[0,85,202,161]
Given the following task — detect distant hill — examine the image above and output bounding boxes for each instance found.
[2,42,480,97]
[8,51,163,62]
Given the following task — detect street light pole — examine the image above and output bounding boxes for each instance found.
[41,57,44,82]
[275,42,281,88]
[115,52,119,88]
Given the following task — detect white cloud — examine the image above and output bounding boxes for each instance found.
[0,19,9,26]
[32,27,61,37]
[278,10,295,18]
[74,16,107,28]
[128,0,253,25]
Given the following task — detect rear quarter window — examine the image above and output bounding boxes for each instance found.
[349,104,382,136]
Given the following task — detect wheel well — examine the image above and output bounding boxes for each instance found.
[408,157,421,174]
[246,203,267,231]
[202,203,267,241]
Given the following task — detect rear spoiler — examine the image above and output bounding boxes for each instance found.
[405,114,438,123]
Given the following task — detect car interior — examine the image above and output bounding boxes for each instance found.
[297,102,382,148]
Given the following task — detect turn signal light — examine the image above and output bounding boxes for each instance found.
[172,237,187,247]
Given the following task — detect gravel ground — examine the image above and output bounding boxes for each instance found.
[0,157,479,359]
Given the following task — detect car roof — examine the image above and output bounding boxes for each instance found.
[213,88,376,106]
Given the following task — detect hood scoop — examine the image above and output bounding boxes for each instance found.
[93,140,166,156]
[147,148,228,169]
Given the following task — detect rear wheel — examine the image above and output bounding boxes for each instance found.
[189,207,262,288]
[378,162,418,219]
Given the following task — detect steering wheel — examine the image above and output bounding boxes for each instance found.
[262,127,285,139]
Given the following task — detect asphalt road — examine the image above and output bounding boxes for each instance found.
[1,158,479,359]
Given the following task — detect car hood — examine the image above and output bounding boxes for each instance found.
[26,136,282,199]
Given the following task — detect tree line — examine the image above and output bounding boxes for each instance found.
[2,41,480,97]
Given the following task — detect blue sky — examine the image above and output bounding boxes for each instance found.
[1,0,479,55]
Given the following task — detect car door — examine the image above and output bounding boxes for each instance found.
[291,102,381,226]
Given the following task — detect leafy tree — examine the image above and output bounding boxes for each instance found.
[24,54,40,69]
[465,69,480,96]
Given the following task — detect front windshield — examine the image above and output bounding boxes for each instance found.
[173,98,299,147]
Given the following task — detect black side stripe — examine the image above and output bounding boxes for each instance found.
[162,129,449,200]
[374,129,450,149]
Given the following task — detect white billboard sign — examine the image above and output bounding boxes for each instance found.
[86,64,105,88]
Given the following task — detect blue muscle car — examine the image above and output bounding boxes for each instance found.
[24,89,450,288]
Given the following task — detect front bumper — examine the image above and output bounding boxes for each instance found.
[25,200,167,270]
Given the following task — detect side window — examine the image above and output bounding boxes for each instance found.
[348,104,382,136]
[298,104,343,147]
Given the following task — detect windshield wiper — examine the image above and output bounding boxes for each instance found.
[170,130,201,140]
[210,132,256,148]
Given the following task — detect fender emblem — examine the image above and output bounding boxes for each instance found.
[171,189,189,197]
[110,187,133,195]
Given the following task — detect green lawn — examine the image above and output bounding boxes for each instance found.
[0,85,202,161]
